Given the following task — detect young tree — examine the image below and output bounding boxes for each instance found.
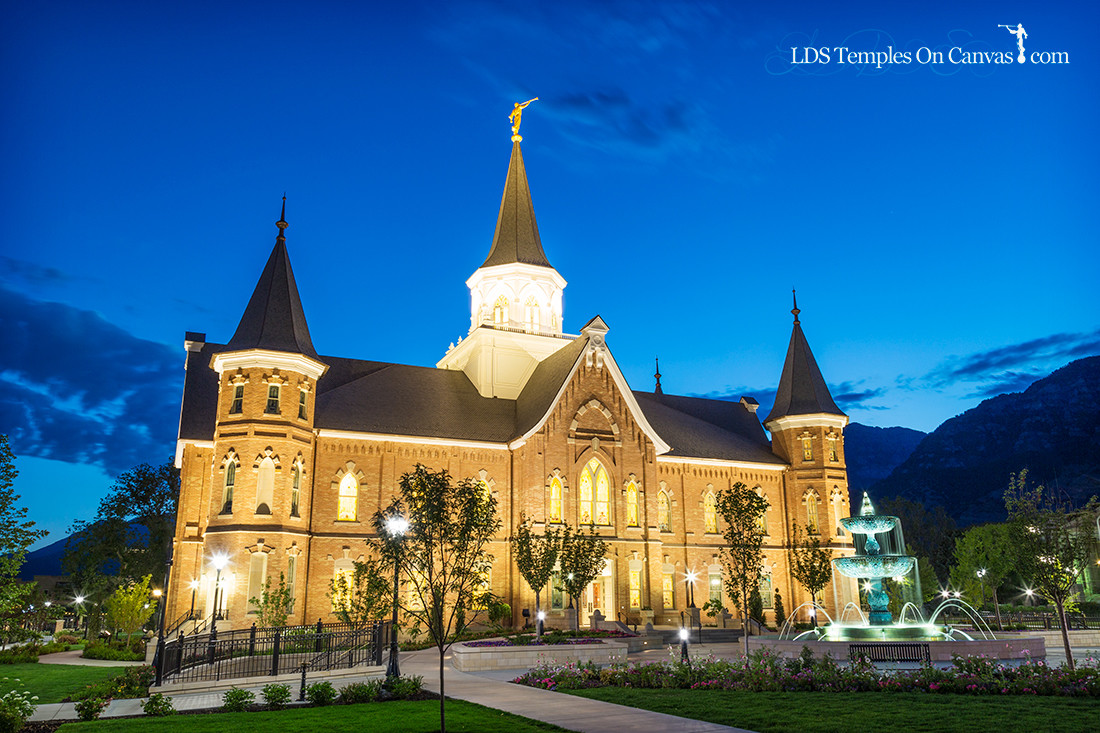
[950,523,1014,630]
[1004,470,1098,670]
[715,482,767,655]
[511,515,564,638]
[772,588,787,631]
[371,465,500,733]
[558,524,610,632]
[748,589,765,628]
[249,572,294,628]
[328,558,391,628]
[789,522,834,628]
[104,575,155,644]
[0,436,47,630]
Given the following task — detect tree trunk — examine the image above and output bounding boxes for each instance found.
[1055,599,1075,671]
[742,607,750,656]
[535,590,542,639]
[993,588,1004,632]
[439,646,447,732]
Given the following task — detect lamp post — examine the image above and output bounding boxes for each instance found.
[536,610,545,640]
[153,589,164,634]
[188,580,198,622]
[976,568,987,611]
[679,626,689,664]
[384,514,409,681]
[210,553,229,623]
[685,570,698,608]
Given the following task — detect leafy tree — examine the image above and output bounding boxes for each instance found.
[748,589,765,627]
[950,523,1014,630]
[511,515,564,639]
[772,588,787,630]
[249,572,294,628]
[1004,469,1098,670]
[64,462,179,583]
[558,525,610,632]
[0,436,47,640]
[371,465,500,733]
[715,481,767,654]
[328,559,391,628]
[104,575,155,642]
[789,522,833,628]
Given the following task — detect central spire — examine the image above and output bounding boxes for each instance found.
[480,139,553,269]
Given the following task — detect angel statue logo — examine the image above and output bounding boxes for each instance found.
[999,23,1028,63]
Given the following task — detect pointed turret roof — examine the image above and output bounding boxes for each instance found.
[764,292,844,424]
[227,200,319,359]
[480,141,553,269]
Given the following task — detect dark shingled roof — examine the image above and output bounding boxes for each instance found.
[177,339,781,465]
[227,239,319,358]
[764,322,845,423]
[480,141,554,269]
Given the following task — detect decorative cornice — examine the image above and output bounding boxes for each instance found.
[656,455,788,472]
[316,429,510,451]
[211,349,327,380]
[765,413,849,432]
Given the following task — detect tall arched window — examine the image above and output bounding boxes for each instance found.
[625,481,639,527]
[255,457,275,515]
[704,492,717,533]
[578,458,610,525]
[756,487,768,534]
[222,461,236,514]
[657,490,670,532]
[549,477,563,523]
[338,473,358,521]
[493,296,508,326]
[290,464,301,517]
[524,297,540,332]
[805,490,819,534]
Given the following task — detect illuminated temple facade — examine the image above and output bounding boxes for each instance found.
[167,136,858,631]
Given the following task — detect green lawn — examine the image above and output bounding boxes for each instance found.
[56,700,566,733]
[567,688,1100,733]
[1,663,130,704]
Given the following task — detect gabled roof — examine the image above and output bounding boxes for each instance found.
[479,141,554,269]
[227,213,318,359]
[764,320,845,424]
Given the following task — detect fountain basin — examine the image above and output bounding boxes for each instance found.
[834,555,915,579]
[840,515,897,535]
[810,623,956,642]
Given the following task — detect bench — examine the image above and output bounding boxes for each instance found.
[849,642,931,664]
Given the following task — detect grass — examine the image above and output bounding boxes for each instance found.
[1,663,130,704]
[55,700,567,732]
[567,688,1100,733]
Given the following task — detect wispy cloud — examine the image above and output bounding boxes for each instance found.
[692,378,888,413]
[0,287,179,476]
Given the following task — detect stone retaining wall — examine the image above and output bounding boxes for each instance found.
[451,640,627,672]
[747,635,1044,663]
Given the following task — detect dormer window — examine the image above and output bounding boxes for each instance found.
[298,389,307,420]
[493,296,508,326]
[266,385,280,414]
[229,385,244,415]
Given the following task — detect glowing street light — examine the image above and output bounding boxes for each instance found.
[210,553,230,621]
[384,513,409,681]
[685,570,698,609]
[976,568,987,611]
[679,626,690,663]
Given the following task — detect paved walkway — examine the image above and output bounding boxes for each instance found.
[37,649,147,667]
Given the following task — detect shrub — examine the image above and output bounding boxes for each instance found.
[70,665,154,701]
[0,678,38,733]
[338,680,383,704]
[37,641,69,655]
[55,634,80,644]
[261,683,292,710]
[305,681,337,706]
[221,687,255,712]
[141,692,175,716]
[0,648,38,665]
[82,640,145,661]
[386,675,424,700]
[74,696,110,721]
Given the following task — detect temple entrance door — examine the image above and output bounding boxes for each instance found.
[581,560,613,626]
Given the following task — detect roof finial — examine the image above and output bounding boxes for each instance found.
[509,97,538,142]
[654,356,663,394]
[276,194,288,243]
[791,288,800,325]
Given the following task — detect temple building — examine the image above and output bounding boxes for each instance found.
[167,128,858,631]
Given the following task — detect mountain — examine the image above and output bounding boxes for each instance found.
[844,423,927,492]
[20,534,70,579]
[869,356,1100,527]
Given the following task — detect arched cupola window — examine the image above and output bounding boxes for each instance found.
[578,458,610,525]
[493,296,509,326]
[524,297,540,333]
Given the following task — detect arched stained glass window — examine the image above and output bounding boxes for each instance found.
[625,481,639,526]
[704,492,717,533]
[805,491,819,534]
[549,477,563,523]
[222,461,235,514]
[657,490,670,532]
[255,457,275,515]
[290,463,301,517]
[338,473,358,521]
[578,458,610,525]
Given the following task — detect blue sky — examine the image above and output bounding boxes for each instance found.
[3,1,1097,548]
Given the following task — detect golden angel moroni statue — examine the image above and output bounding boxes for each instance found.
[510,97,538,141]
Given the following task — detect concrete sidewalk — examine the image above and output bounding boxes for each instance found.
[37,649,146,667]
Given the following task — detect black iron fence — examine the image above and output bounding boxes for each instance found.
[157,619,389,686]
[939,613,1100,631]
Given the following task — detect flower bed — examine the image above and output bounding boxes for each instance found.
[452,638,627,672]
[465,638,605,648]
[512,648,1100,697]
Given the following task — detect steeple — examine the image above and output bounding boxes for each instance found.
[763,293,844,425]
[654,357,663,394]
[480,140,554,269]
[227,199,319,359]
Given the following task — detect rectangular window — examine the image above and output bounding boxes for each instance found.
[229,385,244,414]
[266,385,280,414]
[828,435,838,462]
[802,437,813,461]
[662,573,674,609]
[247,552,267,614]
[709,573,722,603]
[298,389,307,420]
[760,575,774,609]
[550,570,564,610]
[629,570,641,608]
[286,555,297,613]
